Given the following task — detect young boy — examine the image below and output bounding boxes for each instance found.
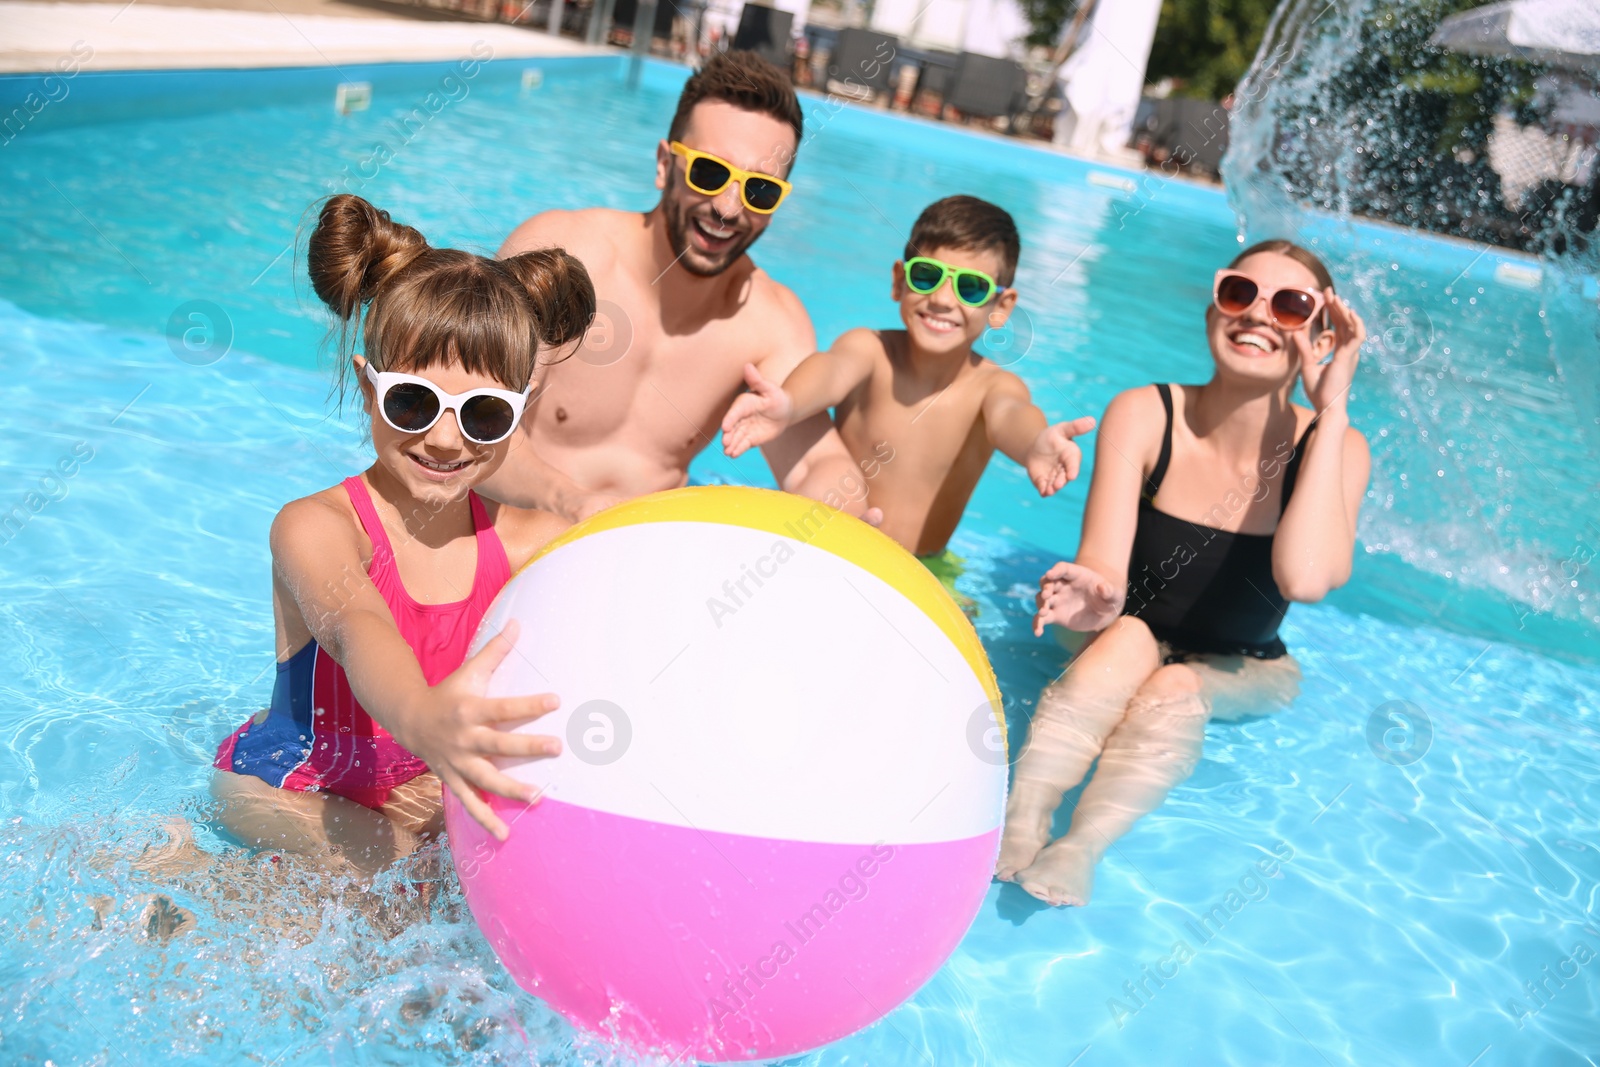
[721,195,1094,566]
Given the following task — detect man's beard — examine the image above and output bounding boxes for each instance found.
[663,196,762,277]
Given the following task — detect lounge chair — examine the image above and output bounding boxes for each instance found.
[827,27,898,102]
[944,52,1027,121]
[610,0,679,44]
[733,4,796,73]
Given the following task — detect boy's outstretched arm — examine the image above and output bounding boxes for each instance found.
[983,374,1097,496]
[722,328,881,459]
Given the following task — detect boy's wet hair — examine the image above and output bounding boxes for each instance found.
[307,194,596,400]
[905,196,1020,286]
[668,51,803,168]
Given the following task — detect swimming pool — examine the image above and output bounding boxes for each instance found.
[2,54,1598,1066]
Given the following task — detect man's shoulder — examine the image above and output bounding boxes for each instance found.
[499,207,631,263]
[743,262,811,328]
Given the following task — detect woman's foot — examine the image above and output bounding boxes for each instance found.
[994,822,1049,882]
[994,788,1056,881]
[1015,837,1100,907]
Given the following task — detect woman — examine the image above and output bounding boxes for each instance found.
[996,240,1369,906]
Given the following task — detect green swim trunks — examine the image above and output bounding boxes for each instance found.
[918,548,976,616]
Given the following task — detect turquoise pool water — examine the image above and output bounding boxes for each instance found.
[2,55,1598,1065]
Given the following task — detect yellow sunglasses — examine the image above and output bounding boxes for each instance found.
[669,141,793,214]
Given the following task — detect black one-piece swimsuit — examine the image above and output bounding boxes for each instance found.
[1123,383,1318,660]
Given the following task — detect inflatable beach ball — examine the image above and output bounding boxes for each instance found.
[445,486,1006,1062]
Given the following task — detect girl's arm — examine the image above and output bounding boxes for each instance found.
[1273,292,1372,602]
[1033,387,1157,634]
[721,329,881,458]
[981,372,1097,496]
[271,495,560,839]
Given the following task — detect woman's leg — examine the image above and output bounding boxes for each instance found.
[210,770,427,879]
[1015,662,1208,906]
[1192,653,1302,722]
[995,617,1163,881]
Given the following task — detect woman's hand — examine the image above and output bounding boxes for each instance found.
[390,620,563,840]
[721,363,795,458]
[1032,561,1124,636]
[1298,290,1365,418]
[1024,416,1097,496]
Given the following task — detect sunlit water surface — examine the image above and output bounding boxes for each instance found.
[1,57,1597,1066]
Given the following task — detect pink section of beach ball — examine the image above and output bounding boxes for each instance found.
[445,792,998,1061]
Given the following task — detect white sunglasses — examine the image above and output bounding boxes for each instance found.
[363,364,531,445]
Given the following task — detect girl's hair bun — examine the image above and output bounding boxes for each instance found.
[308,194,431,320]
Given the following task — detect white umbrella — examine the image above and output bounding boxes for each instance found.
[1430,0,1600,71]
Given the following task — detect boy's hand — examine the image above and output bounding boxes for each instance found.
[1032,561,1124,636]
[391,620,563,840]
[1025,416,1097,496]
[721,363,795,458]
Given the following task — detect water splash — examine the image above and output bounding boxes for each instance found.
[1222,0,1600,655]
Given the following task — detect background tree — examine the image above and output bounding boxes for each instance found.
[1146,0,1279,99]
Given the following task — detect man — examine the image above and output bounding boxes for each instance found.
[487,51,873,521]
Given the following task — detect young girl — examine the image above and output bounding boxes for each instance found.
[211,194,595,877]
[997,240,1370,906]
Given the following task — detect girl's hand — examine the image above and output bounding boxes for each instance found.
[1032,561,1124,636]
[721,363,795,458]
[1024,416,1097,496]
[391,620,562,840]
[1298,290,1365,418]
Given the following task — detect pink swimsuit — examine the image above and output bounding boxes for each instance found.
[214,476,511,809]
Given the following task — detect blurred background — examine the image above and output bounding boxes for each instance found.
[23,0,1596,256]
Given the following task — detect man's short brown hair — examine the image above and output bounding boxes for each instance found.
[905,196,1021,286]
[669,51,804,162]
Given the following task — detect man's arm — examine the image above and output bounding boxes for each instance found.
[478,415,619,522]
